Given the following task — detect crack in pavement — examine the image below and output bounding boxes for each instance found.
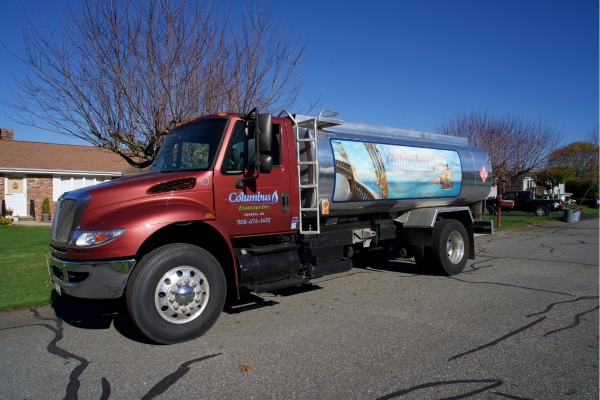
[448,317,547,361]
[544,305,600,337]
[376,378,504,399]
[539,243,555,252]
[30,308,89,400]
[141,353,222,399]
[490,390,535,399]
[447,296,599,363]
[448,277,574,297]
[100,377,111,400]
[526,296,600,317]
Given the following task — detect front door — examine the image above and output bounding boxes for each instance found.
[213,120,292,237]
[5,176,27,216]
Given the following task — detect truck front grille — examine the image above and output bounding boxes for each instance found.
[51,199,78,242]
[50,192,91,245]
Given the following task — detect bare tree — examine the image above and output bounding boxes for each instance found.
[436,111,564,193]
[4,0,307,167]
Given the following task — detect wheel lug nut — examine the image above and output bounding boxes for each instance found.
[195,289,201,294]
[191,282,197,287]
[173,305,179,310]
[184,279,189,284]
[181,307,186,312]
[169,297,175,303]
[189,305,194,310]
[176,282,181,287]
[195,298,200,303]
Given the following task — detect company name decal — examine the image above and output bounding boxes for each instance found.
[386,154,432,171]
[228,190,279,205]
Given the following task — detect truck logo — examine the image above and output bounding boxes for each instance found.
[228,190,279,205]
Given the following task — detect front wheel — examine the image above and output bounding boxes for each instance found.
[431,220,469,275]
[535,206,550,216]
[126,243,226,344]
[485,205,496,216]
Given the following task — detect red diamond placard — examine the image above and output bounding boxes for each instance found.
[480,166,489,183]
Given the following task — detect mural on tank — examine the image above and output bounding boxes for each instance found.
[330,140,462,201]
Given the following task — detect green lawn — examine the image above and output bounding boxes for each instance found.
[0,225,53,312]
[483,204,599,232]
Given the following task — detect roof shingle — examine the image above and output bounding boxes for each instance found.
[0,140,140,174]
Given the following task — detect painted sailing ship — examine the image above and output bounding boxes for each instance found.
[439,164,453,189]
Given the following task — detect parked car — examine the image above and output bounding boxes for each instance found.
[485,191,563,216]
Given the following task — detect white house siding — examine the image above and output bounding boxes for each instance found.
[53,175,112,201]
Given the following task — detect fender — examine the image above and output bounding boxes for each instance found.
[204,219,239,286]
[68,199,218,261]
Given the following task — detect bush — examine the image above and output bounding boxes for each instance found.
[0,218,13,226]
[41,198,51,214]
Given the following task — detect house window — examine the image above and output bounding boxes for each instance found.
[53,175,112,201]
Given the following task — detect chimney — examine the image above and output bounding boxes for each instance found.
[0,129,14,140]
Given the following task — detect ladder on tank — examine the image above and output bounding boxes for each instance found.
[279,110,342,235]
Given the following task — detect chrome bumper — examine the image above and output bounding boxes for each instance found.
[47,252,136,299]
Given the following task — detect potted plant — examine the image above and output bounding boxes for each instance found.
[41,198,51,222]
[562,203,581,223]
[5,207,13,217]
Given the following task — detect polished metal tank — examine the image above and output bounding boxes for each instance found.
[293,115,492,217]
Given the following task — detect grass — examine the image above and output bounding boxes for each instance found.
[0,225,53,312]
[483,204,599,232]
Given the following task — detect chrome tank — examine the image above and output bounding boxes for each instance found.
[295,117,492,217]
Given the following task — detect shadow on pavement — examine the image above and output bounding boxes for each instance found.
[50,290,154,344]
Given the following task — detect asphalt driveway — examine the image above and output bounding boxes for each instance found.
[0,218,598,399]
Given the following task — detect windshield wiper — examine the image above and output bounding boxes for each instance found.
[160,169,174,173]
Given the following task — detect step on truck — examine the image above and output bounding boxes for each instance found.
[48,109,493,344]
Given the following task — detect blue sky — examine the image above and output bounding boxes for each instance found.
[0,0,597,146]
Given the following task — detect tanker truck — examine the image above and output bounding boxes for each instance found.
[47,109,492,344]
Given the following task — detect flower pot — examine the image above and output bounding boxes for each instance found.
[41,213,51,223]
[13,215,19,222]
[563,209,578,223]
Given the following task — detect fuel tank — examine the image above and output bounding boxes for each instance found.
[293,115,492,217]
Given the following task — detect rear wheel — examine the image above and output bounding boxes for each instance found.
[485,205,496,216]
[535,206,550,216]
[431,220,469,275]
[126,243,226,344]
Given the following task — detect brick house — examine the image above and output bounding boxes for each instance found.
[0,128,139,220]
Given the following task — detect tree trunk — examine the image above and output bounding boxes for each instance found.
[470,201,483,220]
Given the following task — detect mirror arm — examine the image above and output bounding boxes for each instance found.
[236,108,261,188]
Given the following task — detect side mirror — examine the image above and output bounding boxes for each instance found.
[258,113,272,153]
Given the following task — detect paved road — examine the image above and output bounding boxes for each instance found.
[1,219,598,399]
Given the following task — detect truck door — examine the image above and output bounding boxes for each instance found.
[516,191,532,211]
[213,120,293,237]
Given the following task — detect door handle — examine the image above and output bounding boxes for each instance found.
[281,193,290,213]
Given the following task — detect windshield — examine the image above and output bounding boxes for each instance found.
[149,118,228,172]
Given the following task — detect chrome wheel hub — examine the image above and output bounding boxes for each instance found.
[155,266,209,324]
[446,231,465,264]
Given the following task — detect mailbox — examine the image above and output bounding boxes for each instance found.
[499,199,514,208]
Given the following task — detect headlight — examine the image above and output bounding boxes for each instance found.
[72,229,125,247]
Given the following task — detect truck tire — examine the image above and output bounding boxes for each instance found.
[126,243,226,344]
[485,205,496,216]
[430,220,469,275]
[534,206,550,216]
